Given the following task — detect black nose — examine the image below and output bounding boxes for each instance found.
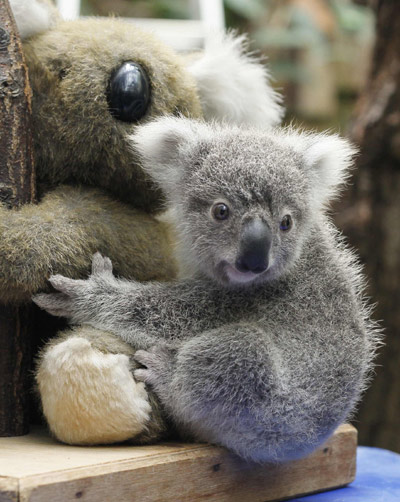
[236,218,271,274]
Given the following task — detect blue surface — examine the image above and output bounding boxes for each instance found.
[292,447,400,501]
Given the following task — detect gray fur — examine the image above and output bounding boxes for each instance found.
[34,119,381,463]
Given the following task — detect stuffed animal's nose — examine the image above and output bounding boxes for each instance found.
[236,218,271,274]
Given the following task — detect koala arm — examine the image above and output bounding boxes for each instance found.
[0,186,176,303]
[33,253,222,348]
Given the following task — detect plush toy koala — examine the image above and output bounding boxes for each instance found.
[5,0,283,445]
[34,117,381,463]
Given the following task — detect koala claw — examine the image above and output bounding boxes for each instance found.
[33,254,116,320]
[48,275,87,294]
[133,368,151,385]
[133,346,175,394]
[135,346,174,367]
[33,292,73,318]
[91,252,113,276]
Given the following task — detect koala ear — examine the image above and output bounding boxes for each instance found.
[129,117,212,194]
[10,0,58,39]
[302,134,357,209]
[187,32,284,128]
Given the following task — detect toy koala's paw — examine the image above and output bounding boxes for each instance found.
[134,345,176,398]
[33,252,116,321]
[37,334,152,445]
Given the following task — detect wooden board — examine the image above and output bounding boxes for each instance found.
[0,424,357,502]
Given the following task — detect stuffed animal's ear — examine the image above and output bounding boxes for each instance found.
[301,134,356,210]
[187,32,284,128]
[10,0,58,39]
[129,117,212,194]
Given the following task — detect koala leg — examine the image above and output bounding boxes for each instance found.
[137,324,333,463]
[36,326,168,445]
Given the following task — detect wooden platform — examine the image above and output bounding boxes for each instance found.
[0,424,357,502]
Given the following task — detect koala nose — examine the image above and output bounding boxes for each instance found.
[236,218,271,274]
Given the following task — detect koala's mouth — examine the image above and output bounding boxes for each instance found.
[223,263,267,285]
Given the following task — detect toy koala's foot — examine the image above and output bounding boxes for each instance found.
[36,327,156,445]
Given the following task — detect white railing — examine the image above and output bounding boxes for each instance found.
[55,0,225,51]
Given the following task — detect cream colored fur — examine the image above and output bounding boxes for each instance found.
[188,32,283,127]
[10,0,58,39]
[37,335,151,445]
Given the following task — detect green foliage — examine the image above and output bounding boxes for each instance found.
[145,0,191,20]
[224,0,268,21]
[330,0,374,34]
[80,0,191,19]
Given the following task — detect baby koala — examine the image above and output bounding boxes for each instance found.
[34,118,380,463]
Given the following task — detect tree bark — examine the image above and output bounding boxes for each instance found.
[335,0,400,451]
[0,0,35,436]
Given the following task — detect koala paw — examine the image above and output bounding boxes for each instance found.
[134,345,175,398]
[90,252,114,276]
[33,252,116,321]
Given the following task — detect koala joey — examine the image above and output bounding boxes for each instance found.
[34,118,381,463]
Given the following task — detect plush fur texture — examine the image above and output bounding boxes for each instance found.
[37,330,151,444]
[10,0,58,39]
[34,118,381,463]
[0,186,176,303]
[8,0,283,446]
[22,17,203,209]
[36,327,169,444]
[188,33,283,127]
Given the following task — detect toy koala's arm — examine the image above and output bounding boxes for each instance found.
[33,253,218,348]
[0,187,176,303]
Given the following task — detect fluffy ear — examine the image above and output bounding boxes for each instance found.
[10,0,58,39]
[129,117,212,194]
[187,32,284,128]
[301,134,357,209]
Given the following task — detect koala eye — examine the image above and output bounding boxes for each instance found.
[107,62,151,123]
[212,203,230,221]
[280,215,292,231]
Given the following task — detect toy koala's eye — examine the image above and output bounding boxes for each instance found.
[212,203,230,221]
[107,62,150,123]
[280,215,292,231]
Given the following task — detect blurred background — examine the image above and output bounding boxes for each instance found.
[77,0,375,130]
[58,0,400,453]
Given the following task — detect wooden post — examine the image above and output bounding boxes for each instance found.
[0,0,36,436]
[335,0,400,451]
